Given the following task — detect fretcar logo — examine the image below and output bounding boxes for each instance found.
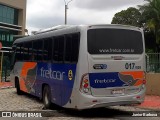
[95,79,116,84]
[40,67,65,80]
[68,70,73,80]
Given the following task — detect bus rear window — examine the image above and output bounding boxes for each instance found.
[87,29,143,54]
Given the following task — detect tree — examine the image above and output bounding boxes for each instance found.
[111,7,142,27]
[139,0,160,51]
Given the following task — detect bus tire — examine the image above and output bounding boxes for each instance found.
[43,85,52,109]
[15,79,23,95]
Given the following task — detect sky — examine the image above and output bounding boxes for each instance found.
[26,0,146,34]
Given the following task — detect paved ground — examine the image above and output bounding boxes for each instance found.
[139,96,160,110]
[0,87,160,120]
[1,82,160,110]
[0,82,13,89]
[0,88,42,111]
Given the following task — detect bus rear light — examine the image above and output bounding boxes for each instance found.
[83,83,89,88]
[140,79,146,90]
[83,79,88,83]
[136,96,141,99]
[142,80,146,84]
[80,74,91,94]
[92,100,98,103]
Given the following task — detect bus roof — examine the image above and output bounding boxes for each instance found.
[14,25,78,44]
[13,24,142,44]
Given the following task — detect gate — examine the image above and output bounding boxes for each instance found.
[0,49,12,82]
[146,53,160,73]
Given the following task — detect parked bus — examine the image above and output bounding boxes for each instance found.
[10,24,146,110]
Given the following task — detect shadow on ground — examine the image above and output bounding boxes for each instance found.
[13,91,132,118]
[59,107,132,118]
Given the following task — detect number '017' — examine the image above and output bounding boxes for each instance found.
[125,63,135,69]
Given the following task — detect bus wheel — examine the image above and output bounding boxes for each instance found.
[43,85,51,109]
[15,79,22,95]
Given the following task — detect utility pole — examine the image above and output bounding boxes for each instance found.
[64,0,73,25]
[65,4,67,25]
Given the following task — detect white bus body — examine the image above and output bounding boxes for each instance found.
[10,24,146,110]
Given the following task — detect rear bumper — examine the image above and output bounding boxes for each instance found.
[76,88,146,110]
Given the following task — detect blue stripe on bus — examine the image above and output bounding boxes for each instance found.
[36,63,76,106]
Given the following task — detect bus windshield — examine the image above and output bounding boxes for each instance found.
[87,29,143,54]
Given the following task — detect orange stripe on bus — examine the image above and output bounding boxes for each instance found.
[20,62,37,92]
[134,79,143,86]
[120,71,144,80]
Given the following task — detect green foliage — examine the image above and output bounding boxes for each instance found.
[145,48,154,53]
[111,7,142,27]
[111,0,160,52]
[139,0,160,45]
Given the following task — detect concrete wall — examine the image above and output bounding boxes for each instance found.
[0,0,26,35]
[146,73,160,96]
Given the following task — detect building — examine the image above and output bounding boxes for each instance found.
[0,0,26,82]
[0,0,26,47]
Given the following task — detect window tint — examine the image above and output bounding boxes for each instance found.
[53,36,65,62]
[87,29,143,54]
[11,44,16,68]
[14,32,80,63]
[65,33,80,63]
[53,37,58,61]
[72,34,80,62]
[33,40,43,61]
[58,36,65,61]
[0,29,17,47]
[43,38,52,61]
[65,35,72,62]
[15,43,23,61]
[0,4,18,25]
[23,42,32,61]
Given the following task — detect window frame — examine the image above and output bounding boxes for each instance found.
[13,32,80,63]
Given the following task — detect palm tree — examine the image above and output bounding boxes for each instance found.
[139,0,160,51]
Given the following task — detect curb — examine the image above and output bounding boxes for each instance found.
[0,82,13,89]
[0,86,13,89]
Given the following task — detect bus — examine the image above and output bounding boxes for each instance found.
[10,24,146,110]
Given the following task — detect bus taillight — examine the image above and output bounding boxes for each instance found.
[142,79,146,84]
[80,74,91,94]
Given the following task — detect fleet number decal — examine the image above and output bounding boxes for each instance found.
[125,63,141,70]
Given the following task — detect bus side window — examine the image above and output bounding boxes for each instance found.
[65,35,72,62]
[71,33,80,62]
[32,41,36,61]
[11,44,16,69]
[53,37,59,62]
[28,42,33,61]
[65,33,80,63]
[43,38,52,62]
[58,36,65,62]
[23,43,27,61]
[15,43,23,61]
[53,36,65,62]
[37,40,43,61]
[33,40,43,61]
[23,42,32,61]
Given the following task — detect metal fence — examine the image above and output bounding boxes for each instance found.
[146,53,160,73]
[0,52,11,82]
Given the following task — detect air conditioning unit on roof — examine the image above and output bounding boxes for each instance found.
[32,25,71,35]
